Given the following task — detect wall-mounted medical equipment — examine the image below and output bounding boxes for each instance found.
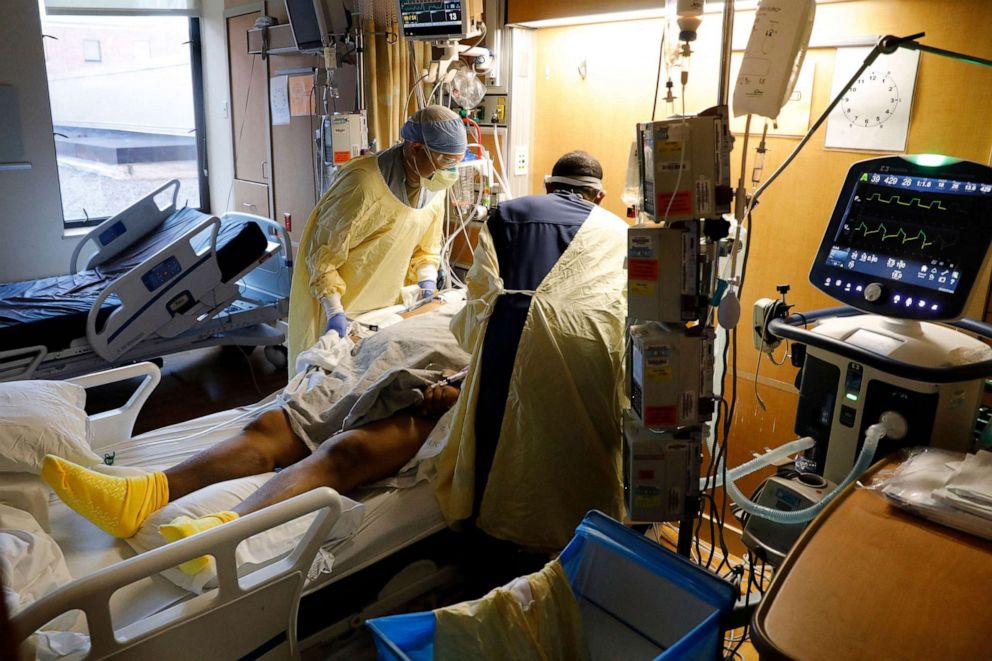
[768,155,992,483]
[636,108,733,223]
[398,0,483,41]
[733,0,815,120]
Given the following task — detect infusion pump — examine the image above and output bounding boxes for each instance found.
[768,155,992,482]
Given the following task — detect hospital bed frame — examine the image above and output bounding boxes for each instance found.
[10,362,470,659]
[0,180,293,383]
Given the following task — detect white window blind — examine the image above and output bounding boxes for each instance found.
[44,0,200,16]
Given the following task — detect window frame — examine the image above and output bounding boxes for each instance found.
[53,16,210,229]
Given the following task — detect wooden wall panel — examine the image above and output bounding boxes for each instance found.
[508,0,661,25]
[528,0,992,466]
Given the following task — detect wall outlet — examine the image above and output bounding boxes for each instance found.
[513,146,528,176]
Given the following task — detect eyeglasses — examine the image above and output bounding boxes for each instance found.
[433,153,461,167]
[425,146,461,167]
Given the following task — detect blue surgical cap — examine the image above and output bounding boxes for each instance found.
[400,108,467,155]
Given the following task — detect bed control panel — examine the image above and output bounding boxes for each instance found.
[142,256,182,292]
[98,220,128,247]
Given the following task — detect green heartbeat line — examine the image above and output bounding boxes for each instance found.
[866,192,947,211]
[854,222,936,248]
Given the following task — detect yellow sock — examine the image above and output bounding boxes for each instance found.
[41,454,168,538]
[159,511,239,575]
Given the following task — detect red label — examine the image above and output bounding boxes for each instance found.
[655,191,693,217]
[637,469,656,480]
[644,406,677,427]
[628,258,660,281]
[333,150,352,164]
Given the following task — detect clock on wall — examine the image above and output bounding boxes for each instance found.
[841,69,901,128]
[826,47,920,152]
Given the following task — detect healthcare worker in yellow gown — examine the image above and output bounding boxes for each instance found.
[428,151,629,552]
[287,105,467,371]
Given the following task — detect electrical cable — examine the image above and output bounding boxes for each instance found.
[651,22,667,121]
[405,73,429,113]
[660,89,688,224]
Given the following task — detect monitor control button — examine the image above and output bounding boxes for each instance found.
[864,282,885,303]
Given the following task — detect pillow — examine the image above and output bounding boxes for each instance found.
[124,473,364,594]
[0,503,90,660]
[0,380,100,474]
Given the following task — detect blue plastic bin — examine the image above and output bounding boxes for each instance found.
[367,511,737,660]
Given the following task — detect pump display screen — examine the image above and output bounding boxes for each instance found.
[399,1,464,39]
[810,157,992,321]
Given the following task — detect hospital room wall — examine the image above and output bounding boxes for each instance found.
[527,0,992,490]
[0,0,78,281]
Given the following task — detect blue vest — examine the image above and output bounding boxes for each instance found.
[473,191,594,512]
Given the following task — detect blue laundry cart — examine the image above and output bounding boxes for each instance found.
[367,511,737,660]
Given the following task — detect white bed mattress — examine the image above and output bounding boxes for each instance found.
[51,398,445,627]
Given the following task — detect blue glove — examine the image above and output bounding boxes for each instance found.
[325,311,348,337]
[418,279,436,301]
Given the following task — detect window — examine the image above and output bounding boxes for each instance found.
[82,39,101,62]
[39,3,207,227]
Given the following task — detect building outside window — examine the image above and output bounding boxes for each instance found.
[82,38,101,62]
[39,0,207,227]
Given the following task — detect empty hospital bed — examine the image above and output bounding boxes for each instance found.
[6,306,472,659]
[0,180,292,382]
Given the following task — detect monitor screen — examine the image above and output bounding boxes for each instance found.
[399,1,465,39]
[285,0,326,52]
[810,157,992,321]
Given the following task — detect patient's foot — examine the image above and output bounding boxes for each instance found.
[41,454,169,538]
[159,511,239,575]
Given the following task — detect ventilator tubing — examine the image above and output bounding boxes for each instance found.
[702,436,816,491]
[710,423,887,524]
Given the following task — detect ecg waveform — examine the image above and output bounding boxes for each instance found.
[847,221,957,253]
[864,193,948,211]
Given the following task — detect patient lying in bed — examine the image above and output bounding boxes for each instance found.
[42,302,468,575]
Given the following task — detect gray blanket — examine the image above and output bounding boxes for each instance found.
[280,304,470,449]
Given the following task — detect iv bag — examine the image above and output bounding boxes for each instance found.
[449,69,486,111]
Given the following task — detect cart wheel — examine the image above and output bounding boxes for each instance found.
[263,345,288,370]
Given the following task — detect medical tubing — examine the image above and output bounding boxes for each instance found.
[724,424,887,524]
[462,117,483,158]
[703,437,815,490]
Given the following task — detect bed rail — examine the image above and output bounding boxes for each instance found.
[0,344,46,382]
[13,487,343,660]
[86,215,242,361]
[70,180,181,274]
[68,361,162,452]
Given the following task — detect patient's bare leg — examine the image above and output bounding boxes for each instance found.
[233,413,437,516]
[164,409,311,501]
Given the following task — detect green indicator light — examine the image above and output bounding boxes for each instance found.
[909,153,954,167]
[845,393,859,401]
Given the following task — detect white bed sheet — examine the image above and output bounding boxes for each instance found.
[50,396,445,628]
